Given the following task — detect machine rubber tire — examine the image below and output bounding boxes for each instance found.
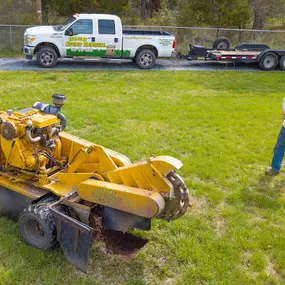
[279,55,285,70]
[19,203,57,250]
[37,47,58,68]
[213,37,230,50]
[259,52,278,71]
[135,49,156,69]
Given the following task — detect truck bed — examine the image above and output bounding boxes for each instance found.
[123,30,172,36]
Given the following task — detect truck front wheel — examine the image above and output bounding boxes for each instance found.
[37,47,58,68]
[259,52,278,71]
[135,49,156,69]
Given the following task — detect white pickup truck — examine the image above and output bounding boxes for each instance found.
[23,13,176,69]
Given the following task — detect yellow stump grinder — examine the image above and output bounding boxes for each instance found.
[0,94,189,272]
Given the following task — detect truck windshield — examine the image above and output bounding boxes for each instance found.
[54,17,76,31]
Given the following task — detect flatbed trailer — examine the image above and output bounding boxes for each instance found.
[184,38,285,71]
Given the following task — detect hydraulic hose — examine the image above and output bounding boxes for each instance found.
[26,127,41,143]
[57,112,67,131]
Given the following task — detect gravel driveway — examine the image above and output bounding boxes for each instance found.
[0,57,262,71]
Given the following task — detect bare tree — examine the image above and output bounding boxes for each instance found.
[148,0,161,18]
[251,0,267,29]
[140,0,147,20]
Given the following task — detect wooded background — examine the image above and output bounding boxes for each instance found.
[0,0,285,30]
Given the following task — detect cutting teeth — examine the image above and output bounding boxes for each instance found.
[157,171,189,221]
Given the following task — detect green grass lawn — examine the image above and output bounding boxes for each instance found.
[0,70,285,285]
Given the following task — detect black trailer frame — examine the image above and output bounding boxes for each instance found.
[183,41,285,71]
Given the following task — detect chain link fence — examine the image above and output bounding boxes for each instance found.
[1,24,285,53]
[0,25,32,52]
[124,25,285,53]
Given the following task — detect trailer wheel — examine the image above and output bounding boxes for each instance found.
[37,47,58,68]
[279,55,285,70]
[259,52,278,71]
[19,203,57,250]
[135,49,156,69]
[213,37,230,50]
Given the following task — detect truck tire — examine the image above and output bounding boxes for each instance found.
[37,47,58,68]
[213,37,230,50]
[259,52,278,71]
[279,55,285,70]
[135,49,156,69]
[19,203,57,250]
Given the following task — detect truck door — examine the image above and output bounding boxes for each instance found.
[95,19,122,58]
[63,19,95,56]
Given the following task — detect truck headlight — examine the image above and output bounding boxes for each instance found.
[25,35,36,45]
[28,36,36,44]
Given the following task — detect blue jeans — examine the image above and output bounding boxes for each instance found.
[271,126,285,171]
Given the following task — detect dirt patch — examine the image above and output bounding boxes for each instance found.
[265,258,280,279]
[103,229,148,260]
[213,216,226,237]
[241,251,252,266]
[190,196,210,216]
[90,207,148,260]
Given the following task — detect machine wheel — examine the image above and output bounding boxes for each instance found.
[259,52,278,71]
[213,37,230,50]
[135,49,156,69]
[279,55,285,70]
[19,203,57,250]
[37,47,58,68]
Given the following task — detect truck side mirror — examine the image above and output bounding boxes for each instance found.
[69,28,73,36]
[65,28,73,36]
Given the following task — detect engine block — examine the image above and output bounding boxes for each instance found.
[0,94,66,173]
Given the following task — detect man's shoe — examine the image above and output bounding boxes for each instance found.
[265,168,280,176]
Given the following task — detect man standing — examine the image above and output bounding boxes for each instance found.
[266,97,285,175]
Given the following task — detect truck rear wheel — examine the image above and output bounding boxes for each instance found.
[37,47,58,68]
[19,203,57,250]
[259,52,278,71]
[135,49,156,69]
[279,55,285,70]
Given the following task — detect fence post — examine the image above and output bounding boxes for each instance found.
[251,30,254,42]
[202,28,205,46]
[9,25,13,51]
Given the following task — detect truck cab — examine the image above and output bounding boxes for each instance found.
[23,13,176,69]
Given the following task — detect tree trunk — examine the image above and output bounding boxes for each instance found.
[251,0,267,30]
[140,0,147,21]
[42,0,48,24]
[36,0,43,24]
[148,0,161,18]
[252,8,266,29]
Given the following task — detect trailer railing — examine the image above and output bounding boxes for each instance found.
[1,24,285,53]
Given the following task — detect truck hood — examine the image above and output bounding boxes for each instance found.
[25,26,58,36]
